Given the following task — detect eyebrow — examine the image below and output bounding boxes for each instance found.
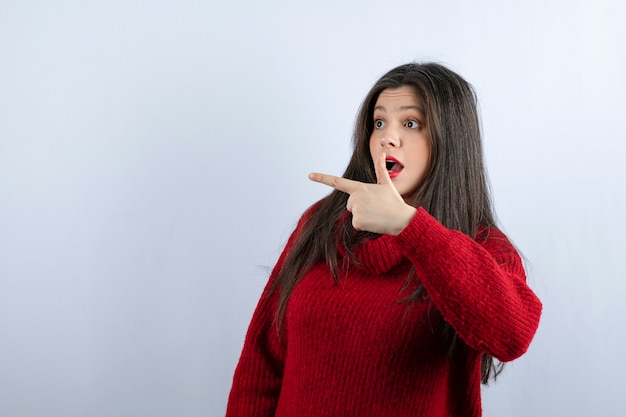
[374,105,425,114]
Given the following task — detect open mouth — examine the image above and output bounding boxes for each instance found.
[385,156,404,178]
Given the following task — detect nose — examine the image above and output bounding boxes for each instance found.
[380,134,400,148]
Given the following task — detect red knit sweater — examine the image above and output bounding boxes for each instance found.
[226,207,542,417]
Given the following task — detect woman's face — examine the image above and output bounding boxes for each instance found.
[369,86,431,201]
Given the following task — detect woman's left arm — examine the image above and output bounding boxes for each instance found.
[394,207,542,362]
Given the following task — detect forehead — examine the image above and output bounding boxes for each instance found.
[374,86,423,109]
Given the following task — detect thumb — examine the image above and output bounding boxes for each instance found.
[374,152,393,185]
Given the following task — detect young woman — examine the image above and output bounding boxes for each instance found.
[225,62,542,417]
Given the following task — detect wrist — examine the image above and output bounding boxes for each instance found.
[391,205,417,235]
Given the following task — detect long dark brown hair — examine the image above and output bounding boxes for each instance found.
[271,62,502,384]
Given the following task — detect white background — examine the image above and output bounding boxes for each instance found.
[1,1,624,416]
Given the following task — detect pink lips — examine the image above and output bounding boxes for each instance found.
[385,155,404,179]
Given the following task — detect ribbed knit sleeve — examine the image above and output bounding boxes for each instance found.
[225,209,311,417]
[394,207,542,362]
[225,277,284,416]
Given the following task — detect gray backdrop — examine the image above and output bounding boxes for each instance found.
[1,0,624,416]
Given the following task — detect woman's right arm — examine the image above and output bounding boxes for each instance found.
[225,204,316,417]
[224,271,286,417]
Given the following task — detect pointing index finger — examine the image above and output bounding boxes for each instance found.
[308,172,362,194]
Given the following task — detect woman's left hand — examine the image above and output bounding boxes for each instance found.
[309,153,417,236]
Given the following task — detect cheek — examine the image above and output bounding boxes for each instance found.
[419,152,432,178]
[368,137,378,156]
[408,144,430,175]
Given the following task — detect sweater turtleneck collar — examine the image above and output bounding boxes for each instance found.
[340,232,406,275]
